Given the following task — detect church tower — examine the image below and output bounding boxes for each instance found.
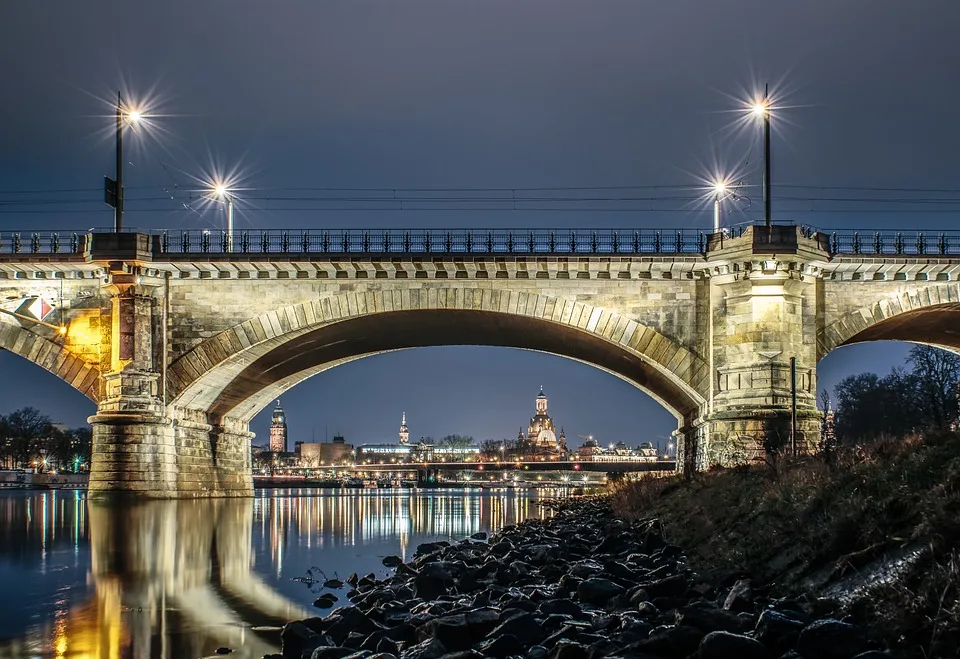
[399,412,409,444]
[536,386,548,414]
[269,400,288,453]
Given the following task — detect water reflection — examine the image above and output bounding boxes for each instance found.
[0,487,561,658]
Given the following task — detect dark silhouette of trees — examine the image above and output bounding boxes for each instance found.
[0,407,91,471]
[833,346,960,444]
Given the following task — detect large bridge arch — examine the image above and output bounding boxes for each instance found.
[819,283,960,358]
[166,291,708,425]
[0,322,101,403]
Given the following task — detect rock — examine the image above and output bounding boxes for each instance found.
[527,645,549,659]
[310,648,358,659]
[567,560,604,579]
[415,542,448,557]
[470,532,488,540]
[476,634,524,658]
[382,555,403,568]
[489,540,513,555]
[643,574,688,598]
[324,579,345,589]
[796,619,868,659]
[399,638,447,659]
[755,609,805,652]
[676,603,750,633]
[417,614,472,651]
[630,624,704,658]
[539,599,584,618]
[723,579,753,613]
[576,578,625,605]
[698,631,767,659]
[215,648,232,655]
[413,563,454,600]
[313,594,338,609]
[548,640,589,659]
[281,621,324,659]
[851,653,894,659]
[488,613,547,646]
[464,607,500,637]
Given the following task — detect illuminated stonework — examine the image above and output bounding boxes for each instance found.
[2,226,960,495]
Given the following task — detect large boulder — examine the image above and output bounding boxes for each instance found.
[576,578,625,606]
[796,619,868,659]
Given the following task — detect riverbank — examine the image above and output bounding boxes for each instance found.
[611,430,960,658]
[274,496,893,659]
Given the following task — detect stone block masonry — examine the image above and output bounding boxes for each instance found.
[3,225,960,496]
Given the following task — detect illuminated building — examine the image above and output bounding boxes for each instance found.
[269,400,288,453]
[517,387,567,456]
[399,412,409,444]
[298,434,354,466]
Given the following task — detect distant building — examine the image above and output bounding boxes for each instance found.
[299,434,354,466]
[269,400,288,453]
[575,438,658,462]
[399,412,409,444]
[517,387,567,456]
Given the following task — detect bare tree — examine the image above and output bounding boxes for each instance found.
[908,345,960,429]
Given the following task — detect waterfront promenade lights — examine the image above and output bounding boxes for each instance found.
[211,182,235,252]
[750,85,773,228]
[107,92,145,233]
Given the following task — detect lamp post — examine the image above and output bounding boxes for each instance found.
[751,85,772,228]
[107,93,143,233]
[212,183,235,252]
[712,180,730,234]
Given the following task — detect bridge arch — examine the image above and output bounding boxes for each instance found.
[819,283,960,358]
[0,322,100,403]
[166,290,707,424]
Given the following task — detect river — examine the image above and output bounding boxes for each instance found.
[0,486,567,658]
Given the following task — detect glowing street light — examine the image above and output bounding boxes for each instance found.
[105,92,146,233]
[749,84,773,228]
[711,179,733,234]
[210,182,235,252]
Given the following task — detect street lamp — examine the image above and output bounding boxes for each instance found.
[750,85,772,228]
[211,182,235,252]
[712,180,729,234]
[106,92,144,233]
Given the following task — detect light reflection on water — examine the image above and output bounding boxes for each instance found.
[0,486,565,658]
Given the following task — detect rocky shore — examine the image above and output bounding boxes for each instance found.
[273,497,895,659]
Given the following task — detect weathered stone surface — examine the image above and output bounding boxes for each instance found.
[698,631,767,659]
[22,227,960,494]
[796,618,868,659]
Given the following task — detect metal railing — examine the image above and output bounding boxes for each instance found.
[827,231,960,256]
[0,232,86,255]
[3,226,959,258]
[158,228,711,256]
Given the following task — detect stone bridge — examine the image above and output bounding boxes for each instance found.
[2,224,959,496]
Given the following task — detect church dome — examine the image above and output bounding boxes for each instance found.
[536,428,557,446]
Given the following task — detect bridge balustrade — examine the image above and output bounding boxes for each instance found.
[156,228,712,256]
[0,232,86,255]
[3,226,960,259]
[828,230,960,256]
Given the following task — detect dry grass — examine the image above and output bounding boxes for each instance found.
[610,431,960,657]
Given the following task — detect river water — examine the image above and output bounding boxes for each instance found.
[0,487,565,659]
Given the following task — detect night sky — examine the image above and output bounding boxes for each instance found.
[1,1,958,447]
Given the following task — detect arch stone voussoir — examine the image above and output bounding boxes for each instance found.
[820,283,960,357]
[167,290,708,422]
[0,322,101,403]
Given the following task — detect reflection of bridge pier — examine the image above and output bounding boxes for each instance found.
[88,498,307,659]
